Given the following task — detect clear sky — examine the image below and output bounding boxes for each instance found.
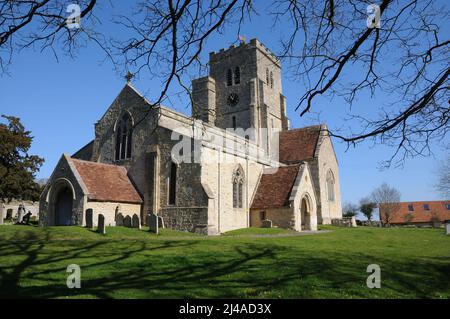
[0,1,448,205]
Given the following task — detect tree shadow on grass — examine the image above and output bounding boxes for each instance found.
[0,235,449,299]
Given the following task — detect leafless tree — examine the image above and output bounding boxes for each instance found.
[371,182,401,226]
[433,154,450,198]
[0,1,448,167]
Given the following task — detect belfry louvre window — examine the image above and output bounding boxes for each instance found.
[115,113,133,161]
[234,67,240,84]
[168,162,177,205]
[232,166,244,208]
[226,69,233,86]
[266,68,269,85]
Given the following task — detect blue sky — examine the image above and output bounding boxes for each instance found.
[0,1,448,205]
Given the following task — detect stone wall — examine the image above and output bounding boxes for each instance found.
[200,146,265,234]
[250,207,294,229]
[159,207,208,234]
[85,202,141,227]
[1,201,39,220]
[313,128,342,224]
[331,217,356,227]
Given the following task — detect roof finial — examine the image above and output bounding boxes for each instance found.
[125,71,134,83]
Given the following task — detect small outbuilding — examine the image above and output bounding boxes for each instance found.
[39,154,143,227]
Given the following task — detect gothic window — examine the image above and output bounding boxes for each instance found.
[115,113,133,161]
[226,69,233,86]
[326,170,335,202]
[270,71,274,88]
[266,68,269,85]
[232,166,244,208]
[168,162,177,205]
[232,116,237,130]
[234,66,240,84]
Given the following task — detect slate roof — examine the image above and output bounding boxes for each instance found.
[380,201,450,224]
[70,158,142,204]
[251,165,300,209]
[279,125,322,164]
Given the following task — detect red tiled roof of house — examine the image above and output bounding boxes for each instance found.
[380,201,450,224]
[279,125,322,164]
[71,158,142,204]
[251,165,300,209]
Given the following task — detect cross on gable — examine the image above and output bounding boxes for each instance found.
[125,71,134,83]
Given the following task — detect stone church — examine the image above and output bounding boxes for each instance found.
[39,39,342,235]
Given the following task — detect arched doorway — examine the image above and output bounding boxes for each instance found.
[301,196,312,231]
[55,186,73,226]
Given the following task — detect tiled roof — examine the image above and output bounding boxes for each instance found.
[70,158,142,204]
[279,125,322,164]
[251,165,300,209]
[380,201,450,224]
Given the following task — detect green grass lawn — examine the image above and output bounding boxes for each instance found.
[0,225,449,299]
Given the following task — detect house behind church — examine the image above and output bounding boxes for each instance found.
[39,39,342,234]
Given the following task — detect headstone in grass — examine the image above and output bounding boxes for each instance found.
[124,215,132,228]
[97,214,106,234]
[445,220,450,235]
[85,209,93,228]
[132,214,141,229]
[116,213,124,226]
[262,219,272,228]
[148,213,158,234]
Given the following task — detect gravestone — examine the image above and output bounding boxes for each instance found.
[124,215,132,228]
[158,216,165,229]
[446,220,450,236]
[148,213,159,234]
[262,219,272,228]
[22,212,32,225]
[350,216,357,227]
[97,214,106,234]
[116,213,124,226]
[85,209,93,228]
[132,214,141,229]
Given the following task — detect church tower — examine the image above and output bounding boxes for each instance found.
[192,38,290,148]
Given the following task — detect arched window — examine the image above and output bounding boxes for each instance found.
[226,69,233,86]
[266,68,269,85]
[232,116,237,130]
[234,66,240,84]
[232,166,245,208]
[115,113,133,161]
[168,162,177,205]
[270,71,274,88]
[326,170,335,202]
